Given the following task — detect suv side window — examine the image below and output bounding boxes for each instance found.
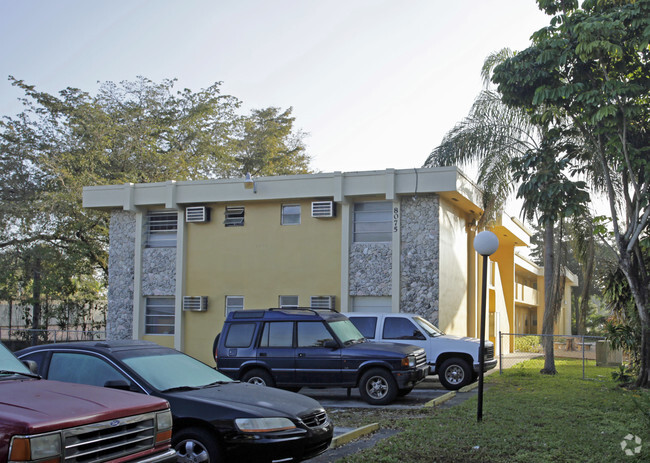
[225,323,257,347]
[260,322,294,347]
[383,317,425,340]
[297,322,334,347]
[349,317,377,339]
[49,352,128,387]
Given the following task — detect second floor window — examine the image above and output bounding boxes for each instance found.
[146,211,177,247]
[279,295,299,308]
[226,296,244,314]
[225,206,245,227]
[353,201,392,242]
[281,205,301,225]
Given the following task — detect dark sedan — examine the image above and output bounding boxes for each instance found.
[17,340,333,463]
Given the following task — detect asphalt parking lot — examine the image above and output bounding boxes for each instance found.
[299,375,449,409]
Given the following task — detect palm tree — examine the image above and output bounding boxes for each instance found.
[425,49,588,375]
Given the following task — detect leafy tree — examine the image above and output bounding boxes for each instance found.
[492,0,650,386]
[0,77,312,332]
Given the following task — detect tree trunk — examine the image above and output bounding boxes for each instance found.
[541,221,557,375]
[31,258,42,346]
[577,239,594,336]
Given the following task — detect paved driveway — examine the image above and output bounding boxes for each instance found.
[299,375,448,409]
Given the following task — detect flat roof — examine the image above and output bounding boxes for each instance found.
[83,167,483,215]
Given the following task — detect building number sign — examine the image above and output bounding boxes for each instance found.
[393,207,399,233]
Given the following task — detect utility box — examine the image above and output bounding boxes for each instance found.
[596,340,623,366]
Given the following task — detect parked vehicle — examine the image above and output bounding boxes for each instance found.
[214,308,429,405]
[346,312,497,390]
[0,341,176,463]
[17,340,332,463]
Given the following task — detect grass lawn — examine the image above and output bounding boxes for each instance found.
[329,359,650,462]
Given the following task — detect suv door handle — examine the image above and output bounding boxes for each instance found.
[260,352,267,357]
[298,352,306,357]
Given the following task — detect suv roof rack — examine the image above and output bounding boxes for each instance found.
[229,307,338,319]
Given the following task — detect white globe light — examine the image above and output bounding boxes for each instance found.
[474,231,499,256]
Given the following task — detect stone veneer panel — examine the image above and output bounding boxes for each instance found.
[349,243,392,296]
[400,195,440,324]
[107,211,136,340]
[141,248,177,296]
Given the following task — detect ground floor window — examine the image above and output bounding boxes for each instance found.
[226,296,244,314]
[350,296,391,313]
[145,297,175,334]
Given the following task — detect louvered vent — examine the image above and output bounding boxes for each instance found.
[186,206,211,223]
[310,296,335,309]
[183,296,208,312]
[311,201,335,218]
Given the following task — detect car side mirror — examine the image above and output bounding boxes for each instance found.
[104,379,135,391]
[414,331,426,341]
[323,339,339,349]
[22,360,38,374]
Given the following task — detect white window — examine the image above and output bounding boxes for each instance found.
[351,296,391,313]
[310,296,335,309]
[281,205,301,225]
[145,297,175,335]
[224,206,245,227]
[226,296,244,314]
[146,211,177,247]
[279,295,299,308]
[353,201,392,242]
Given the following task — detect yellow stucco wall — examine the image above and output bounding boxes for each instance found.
[143,335,175,348]
[182,199,342,364]
[438,199,469,335]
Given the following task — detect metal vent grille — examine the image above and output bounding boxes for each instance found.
[186,206,210,223]
[300,409,329,428]
[63,413,156,463]
[310,296,335,309]
[183,296,208,312]
[311,201,335,218]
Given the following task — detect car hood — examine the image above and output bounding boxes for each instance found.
[439,335,494,347]
[163,382,324,419]
[343,341,422,357]
[0,378,168,434]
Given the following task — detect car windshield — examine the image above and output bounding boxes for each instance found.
[0,342,32,378]
[328,319,365,344]
[121,351,233,391]
[413,316,444,337]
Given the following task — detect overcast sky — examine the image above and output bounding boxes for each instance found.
[0,0,550,174]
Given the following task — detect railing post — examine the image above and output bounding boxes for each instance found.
[499,331,503,375]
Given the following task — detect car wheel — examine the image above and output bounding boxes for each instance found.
[241,368,275,387]
[359,368,398,405]
[397,386,414,397]
[173,427,222,463]
[438,358,471,390]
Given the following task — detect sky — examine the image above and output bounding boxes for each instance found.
[0,0,551,175]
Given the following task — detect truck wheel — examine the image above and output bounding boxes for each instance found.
[438,358,471,390]
[241,368,275,387]
[359,368,398,405]
[173,427,222,463]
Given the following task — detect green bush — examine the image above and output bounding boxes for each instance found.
[514,335,542,353]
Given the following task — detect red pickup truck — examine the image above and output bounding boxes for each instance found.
[0,341,176,463]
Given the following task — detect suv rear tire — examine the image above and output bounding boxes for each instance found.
[359,368,398,405]
[438,358,471,390]
[242,368,275,387]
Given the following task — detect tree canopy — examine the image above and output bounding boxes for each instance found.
[492,0,650,386]
[0,76,312,331]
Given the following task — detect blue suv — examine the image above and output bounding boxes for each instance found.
[214,308,429,405]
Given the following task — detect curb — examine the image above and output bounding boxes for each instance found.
[331,423,380,448]
[423,391,456,407]
[459,381,479,393]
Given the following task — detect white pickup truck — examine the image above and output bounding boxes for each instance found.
[346,312,497,390]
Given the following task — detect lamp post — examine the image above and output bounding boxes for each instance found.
[473,230,499,422]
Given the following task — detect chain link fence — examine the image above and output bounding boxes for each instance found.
[0,327,106,351]
[499,332,624,380]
